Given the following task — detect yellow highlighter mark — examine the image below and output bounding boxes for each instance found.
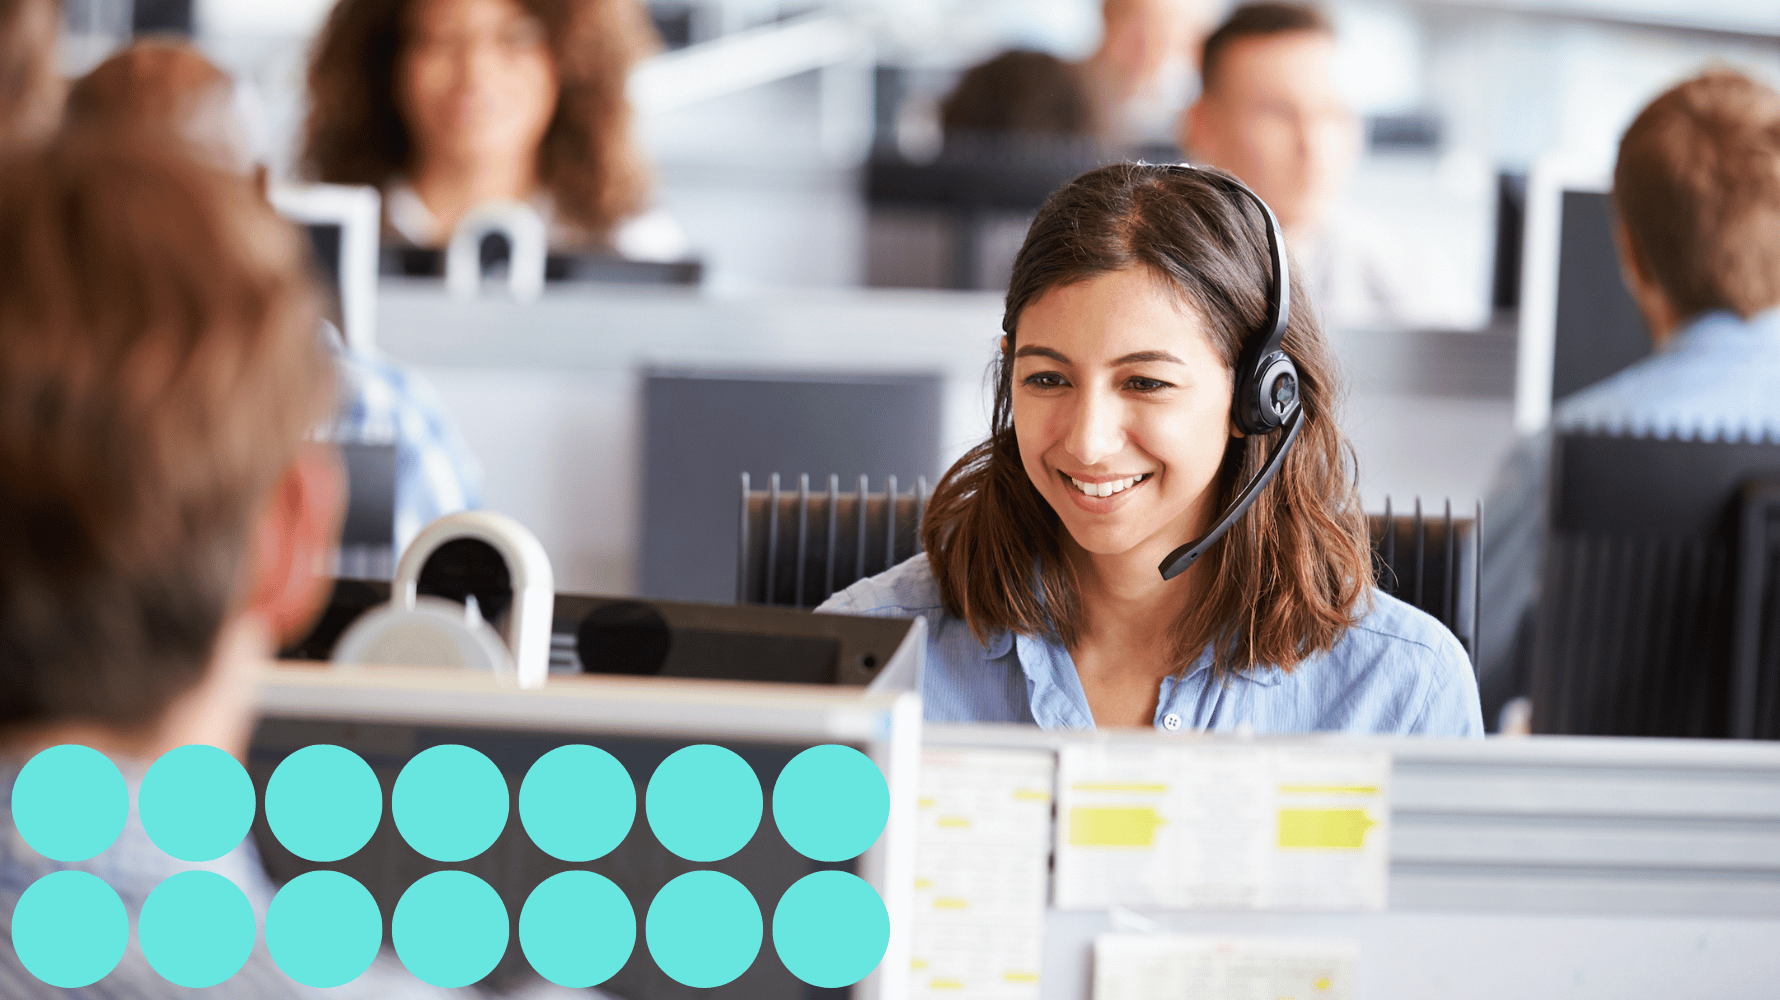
[1315,976,1333,990]
[1004,971,1041,983]
[911,958,929,970]
[1069,806,1167,847]
[936,815,971,829]
[1277,808,1376,849]
[929,978,965,990]
[913,877,932,890]
[1279,784,1380,796]
[1013,788,1052,802]
[1070,781,1168,794]
[933,897,969,910]
[918,796,936,809]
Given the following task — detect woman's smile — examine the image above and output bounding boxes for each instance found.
[1058,469,1155,512]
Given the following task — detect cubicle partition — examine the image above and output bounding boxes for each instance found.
[914,724,1780,1000]
[254,665,922,1000]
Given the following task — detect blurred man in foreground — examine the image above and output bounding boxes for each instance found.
[0,0,59,149]
[1182,1,1455,328]
[0,135,350,994]
[1479,69,1780,728]
[0,134,598,999]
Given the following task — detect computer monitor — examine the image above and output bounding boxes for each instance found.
[269,183,382,353]
[1513,159,1651,434]
[253,665,919,1000]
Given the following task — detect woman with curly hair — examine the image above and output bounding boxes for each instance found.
[301,0,685,259]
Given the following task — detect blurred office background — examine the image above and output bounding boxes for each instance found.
[53,0,1780,603]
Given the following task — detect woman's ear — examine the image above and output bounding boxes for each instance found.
[245,444,346,646]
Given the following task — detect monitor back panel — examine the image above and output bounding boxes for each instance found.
[1551,190,1649,402]
[249,717,853,1000]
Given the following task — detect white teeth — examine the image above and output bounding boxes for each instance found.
[1069,473,1149,497]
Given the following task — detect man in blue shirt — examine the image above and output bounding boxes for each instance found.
[1479,70,1780,726]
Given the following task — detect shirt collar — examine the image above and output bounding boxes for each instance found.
[1665,306,1780,354]
[984,627,1282,732]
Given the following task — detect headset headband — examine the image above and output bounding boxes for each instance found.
[1156,163,1304,581]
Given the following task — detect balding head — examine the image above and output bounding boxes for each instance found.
[65,39,254,172]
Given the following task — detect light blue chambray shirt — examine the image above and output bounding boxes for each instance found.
[1478,307,1780,696]
[817,553,1483,736]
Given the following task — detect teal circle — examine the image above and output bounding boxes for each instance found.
[11,871,127,987]
[645,746,761,862]
[519,745,635,862]
[392,871,508,988]
[266,745,382,862]
[266,871,382,987]
[139,745,256,862]
[139,871,256,988]
[772,745,889,862]
[772,871,889,988]
[519,871,635,987]
[12,745,126,862]
[645,871,761,988]
[392,745,508,862]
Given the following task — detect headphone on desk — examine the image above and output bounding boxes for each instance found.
[1154,164,1305,581]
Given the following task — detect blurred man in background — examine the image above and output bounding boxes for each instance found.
[940,0,1219,147]
[65,39,486,554]
[1182,1,1452,328]
[1080,0,1221,145]
[1479,68,1780,729]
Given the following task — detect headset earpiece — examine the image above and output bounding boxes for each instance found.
[1156,164,1306,581]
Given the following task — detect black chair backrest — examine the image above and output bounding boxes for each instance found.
[738,475,1478,667]
[1531,432,1780,739]
[738,473,928,608]
[1369,498,1480,671]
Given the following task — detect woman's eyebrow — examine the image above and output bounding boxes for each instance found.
[1112,350,1186,365]
[1013,345,1070,363]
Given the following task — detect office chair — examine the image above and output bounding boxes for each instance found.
[1529,432,1780,739]
[737,473,1481,668]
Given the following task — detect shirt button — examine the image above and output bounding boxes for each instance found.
[1161,713,1182,731]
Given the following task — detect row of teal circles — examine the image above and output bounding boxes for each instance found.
[15,865,888,988]
[13,741,890,864]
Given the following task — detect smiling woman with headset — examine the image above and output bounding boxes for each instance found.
[820,163,1482,736]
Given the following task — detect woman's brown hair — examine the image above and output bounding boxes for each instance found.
[922,162,1371,678]
[300,0,657,244]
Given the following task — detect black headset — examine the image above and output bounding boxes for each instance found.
[1155,164,1305,581]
